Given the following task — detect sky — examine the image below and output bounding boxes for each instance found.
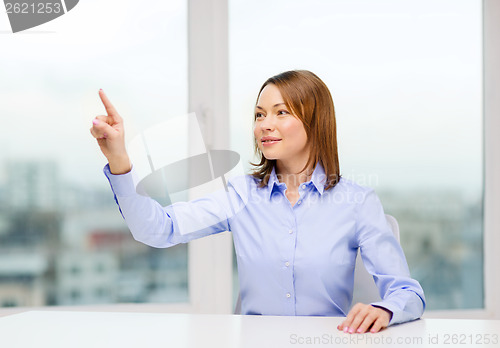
[229,0,482,199]
[0,0,483,200]
[0,0,187,189]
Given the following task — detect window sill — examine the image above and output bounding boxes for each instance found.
[0,302,193,318]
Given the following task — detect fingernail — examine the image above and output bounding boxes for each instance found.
[349,328,354,334]
[357,328,363,333]
[343,327,348,333]
[93,119,99,125]
[370,329,376,333]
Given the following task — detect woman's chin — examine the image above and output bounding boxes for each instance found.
[261,152,279,160]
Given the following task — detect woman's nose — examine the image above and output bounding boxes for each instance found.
[260,116,275,130]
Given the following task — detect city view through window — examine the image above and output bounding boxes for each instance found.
[229,0,483,310]
[0,0,483,312]
[0,0,189,307]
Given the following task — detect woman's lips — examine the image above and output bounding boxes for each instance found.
[262,140,281,146]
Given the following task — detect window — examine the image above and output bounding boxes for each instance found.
[2,0,494,317]
[2,299,18,308]
[229,0,483,310]
[0,0,188,308]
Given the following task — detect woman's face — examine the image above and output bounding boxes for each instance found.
[253,84,310,167]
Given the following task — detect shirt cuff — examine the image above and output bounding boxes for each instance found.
[370,302,398,326]
[103,163,138,197]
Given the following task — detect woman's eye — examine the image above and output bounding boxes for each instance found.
[255,113,264,119]
[278,110,289,115]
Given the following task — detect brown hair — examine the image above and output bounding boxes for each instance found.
[249,70,341,191]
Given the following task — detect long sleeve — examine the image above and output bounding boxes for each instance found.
[103,164,245,248]
[354,188,426,326]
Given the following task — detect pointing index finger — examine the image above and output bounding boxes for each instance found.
[99,89,121,121]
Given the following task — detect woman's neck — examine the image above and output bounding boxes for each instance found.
[276,160,314,191]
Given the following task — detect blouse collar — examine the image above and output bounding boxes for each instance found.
[266,161,327,199]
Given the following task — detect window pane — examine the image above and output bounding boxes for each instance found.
[0,0,188,307]
[229,0,483,310]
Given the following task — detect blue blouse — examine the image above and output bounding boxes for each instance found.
[104,161,425,326]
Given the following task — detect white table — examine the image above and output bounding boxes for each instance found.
[0,310,499,347]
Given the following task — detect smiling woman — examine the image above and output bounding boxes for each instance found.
[95,69,425,334]
[251,70,340,194]
[253,84,311,206]
[230,0,484,315]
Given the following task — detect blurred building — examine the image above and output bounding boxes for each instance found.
[5,160,60,212]
[0,159,189,308]
[0,252,47,307]
[55,251,118,305]
[378,188,483,310]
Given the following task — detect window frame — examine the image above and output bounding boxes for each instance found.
[2,0,497,319]
[422,0,499,320]
[482,0,500,321]
[187,0,499,318]
[186,0,233,314]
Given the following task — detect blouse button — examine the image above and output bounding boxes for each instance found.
[288,229,293,234]
[285,261,290,267]
[297,200,302,205]
[286,293,291,298]
[302,184,306,189]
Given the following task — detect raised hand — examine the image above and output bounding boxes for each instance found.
[90,89,131,174]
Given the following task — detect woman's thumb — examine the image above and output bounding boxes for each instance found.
[92,118,118,139]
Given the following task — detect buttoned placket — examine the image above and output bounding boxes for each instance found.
[268,183,293,315]
[279,181,311,315]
